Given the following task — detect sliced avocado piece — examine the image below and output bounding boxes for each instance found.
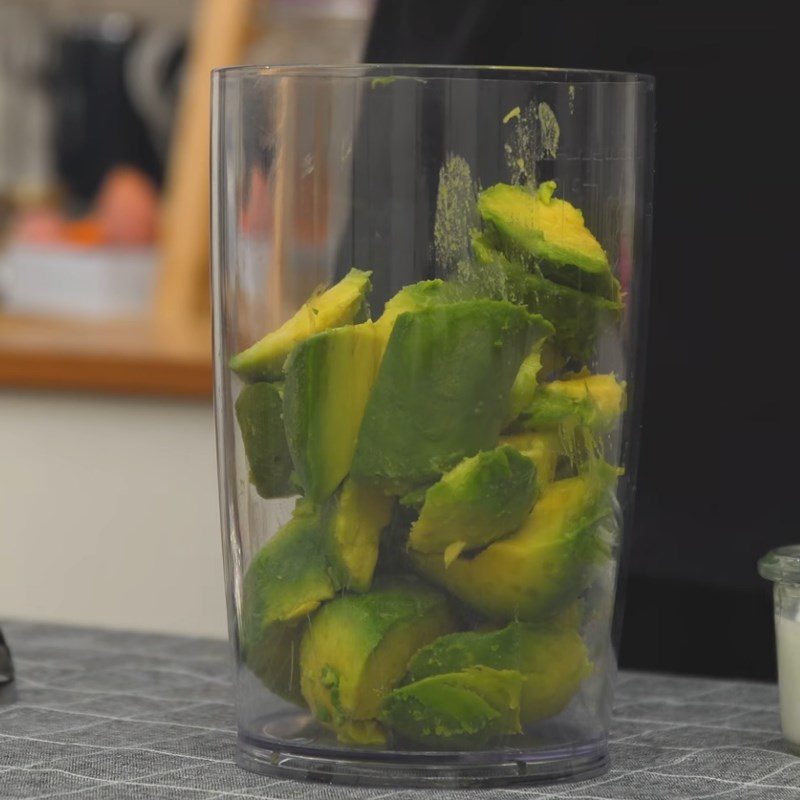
[242,502,334,628]
[240,503,335,701]
[373,279,467,351]
[299,577,458,744]
[241,620,305,705]
[283,322,383,502]
[351,300,553,494]
[522,272,622,363]
[478,182,616,298]
[499,430,560,485]
[408,445,538,560]
[235,382,295,499]
[508,348,543,423]
[323,478,394,593]
[523,374,625,434]
[230,268,372,382]
[381,666,523,747]
[411,464,616,622]
[471,232,622,363]
[406,620,591,724]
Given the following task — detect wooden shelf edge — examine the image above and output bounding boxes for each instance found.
[0,314,213,398]
[0,351,212,398]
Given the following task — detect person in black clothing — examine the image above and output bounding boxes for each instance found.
[365,2,795,680]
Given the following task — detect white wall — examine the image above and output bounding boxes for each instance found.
[0,390,227,639]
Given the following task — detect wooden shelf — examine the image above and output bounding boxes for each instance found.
[0,313,212,398]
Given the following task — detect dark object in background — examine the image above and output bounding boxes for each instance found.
[0,627,14,697]
[367,1,793,680]
[50,19,184,202]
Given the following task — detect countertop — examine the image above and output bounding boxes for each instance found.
[0,621,796,800]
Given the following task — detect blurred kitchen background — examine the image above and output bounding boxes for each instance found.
[0,0,375,638]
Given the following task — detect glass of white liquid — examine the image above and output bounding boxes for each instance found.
[759,546,800,753]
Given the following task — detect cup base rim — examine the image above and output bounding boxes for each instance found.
[235,733,609,788]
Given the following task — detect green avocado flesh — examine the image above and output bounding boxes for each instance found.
[242,620,305,705]
[283,322,383,502]
[411,463,616,621]
[235,382,295,499]
[477,182,617,299]
[240,503,335,701]
[299,578,458,744]
[522,374,625,434]
[242,503,334,629]
[408,445,538,562]
[521,273,622,362]
[471,232,622,363]
[381,666,523,747]
[230,268,372,382]
[508,348,543,423]
[406,620,591,724]
[373,279,467,350]
[499,431,560,485]
[350,300,553,493]
[323,478,394,592]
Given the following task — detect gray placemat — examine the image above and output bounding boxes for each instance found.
[0,620,795,800]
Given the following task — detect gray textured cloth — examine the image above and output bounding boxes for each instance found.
[0,620,795,799]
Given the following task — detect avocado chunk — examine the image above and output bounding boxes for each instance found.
[508,348,543,423]
[406,620,591,724]
[351,300,553,494]
[477,182,617,298]
[411,464,616,621]
[235,383,295,499]
[240,503,335,701]
[373,279,467,351]
[522,272,622,363]
[242,502,334,627]
[283,322,383,502]
[381,666,523,747]
[230,268,372,382]
[471,233,622,363]
[522,374,625,434]
[499,431,560,485]
[299,577,458,744]
[323,478,394,592]
[241,620,305,705]
[408,445,538,564]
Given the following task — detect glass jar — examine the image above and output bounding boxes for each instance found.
[759,546,800,753]
[212,65,654,787]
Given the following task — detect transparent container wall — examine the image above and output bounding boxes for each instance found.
[212,65,653,788]
[774,582,800,751]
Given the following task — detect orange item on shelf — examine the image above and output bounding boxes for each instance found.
[62,217,107,247]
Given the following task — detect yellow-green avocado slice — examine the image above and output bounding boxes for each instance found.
[408,445,538,563]
[471,232,622,364]
[299,577,458,745]
[240,502,335,703]
[522,373,625,434]
[230,268,372,382]
[322,478,394,593]
[234,382,295,499]
[406,619,591,724]
[381,666,523,748]
[283,322,383,502]
[411,463,616,622]
[477,182,617,299]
